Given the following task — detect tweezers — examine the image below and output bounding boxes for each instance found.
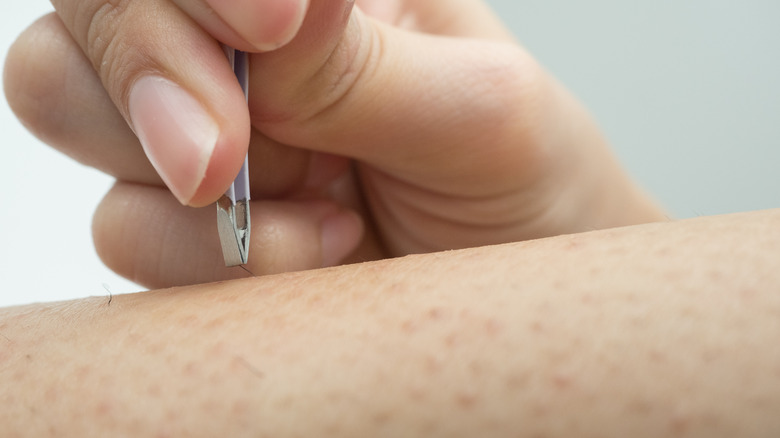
[216,48,250,267]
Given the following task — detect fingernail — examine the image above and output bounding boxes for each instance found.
[129,77,219,205]
[206,0,308,51]
[320,210,362,267]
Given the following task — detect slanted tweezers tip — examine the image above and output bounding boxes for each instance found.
[217,195,250,267]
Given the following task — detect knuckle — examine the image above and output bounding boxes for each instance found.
[261,12,378,128]
[83,0,130,70]
[81,0,149,107]
[465,43,547,122]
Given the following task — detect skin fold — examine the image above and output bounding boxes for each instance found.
[2,210,780,437]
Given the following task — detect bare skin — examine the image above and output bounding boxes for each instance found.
[2,209,779,437]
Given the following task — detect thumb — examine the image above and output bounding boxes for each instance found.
[250,3,556,197]
[49,0,309,206]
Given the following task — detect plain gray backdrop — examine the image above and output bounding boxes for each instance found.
[490,0,780,217]
[1,1,778,305]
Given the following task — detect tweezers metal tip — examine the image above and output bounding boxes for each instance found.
[217,195,250,267]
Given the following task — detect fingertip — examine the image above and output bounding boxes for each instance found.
[320,209,364,267]
[204,0,309,51]
[187,119,251,207]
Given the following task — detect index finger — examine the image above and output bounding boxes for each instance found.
[49,0,262,206]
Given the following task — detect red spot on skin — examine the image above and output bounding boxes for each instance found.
[444,333,458,347]
[531,402,550,417]
[648,349,667,364]
[424,355,442,373]
[739,287,757,300]
[506,373,530,389]
[401,319,418,334]
[530,321,545,334]
[484,319,504,336]
[96,400,112,416]
[372,410,392,425]
[669,408,691,435]
[455,392,479,410]
[148,384,162,397]
[551,373,574,390]
[408,386,427,402]
[427,307,444,320]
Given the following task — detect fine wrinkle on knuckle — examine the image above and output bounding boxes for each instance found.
[82,0,130,68]
[297,13,382,127]
[464,43,546,125]
[82,0,150,106]
[462,43,551,164]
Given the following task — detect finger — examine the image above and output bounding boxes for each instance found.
[93,182,364,289]
[50,0,255,206]
[170,0,308,52]
[4,13,159,185]
[4,14,341,199]
[251,7,560,197]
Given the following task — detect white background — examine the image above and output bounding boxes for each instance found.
[1,1,779,306]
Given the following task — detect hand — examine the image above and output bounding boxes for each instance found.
[4,0,664,288]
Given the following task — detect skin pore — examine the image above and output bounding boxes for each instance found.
[2,209,779,437]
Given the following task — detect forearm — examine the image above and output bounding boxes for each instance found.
[2,210,779,437]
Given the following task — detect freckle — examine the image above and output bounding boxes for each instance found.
[580,293,594,305]
[231,399,250,416]
[182,360,199,376]
[408,387,427,402]
[648,349,667,364]
[274,395,294,410]
[323,422,342,435]
[669,408,691,435]
[208,341,228,356]
[484,319,504,336]
[424,355,442,373]
[148,383,162,397]
[506,373,530,389]
[739,287,757,300]
[401,319,418,334]
[564,238,581,251]
[455,392,479,410]
[145,341,164,356]
[628,398,653,414]
[74,365,90,381]
[444,333,458,347]
[551,373,574,390]
[372,410,392,425]
[427,307,444,320]
[96,400,112,416]
[531,402,550,417]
